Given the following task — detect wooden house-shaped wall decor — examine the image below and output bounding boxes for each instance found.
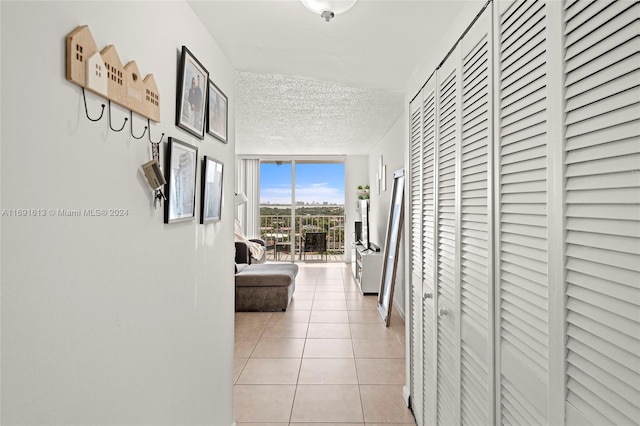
[86,52,108,97]
[65,25,161,122]
[143,74,160,122]
[100,45,126,107]
[66,25,99,88]
[124,61,145,116]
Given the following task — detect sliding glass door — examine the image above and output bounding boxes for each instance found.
[259,160,345,262]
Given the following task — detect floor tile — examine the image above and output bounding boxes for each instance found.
[234,384,296,423]
[235,312,273,324]
[234,358,248,384]
[303,338,354,358]
[349,323,397,339]
[262,322,309,339]
[346,298,379,311]
[314,291,347,300]
[348,310,385,324]
[235,338,259,358]
[233,264,412,425]
[295,283,317,291]
[252,338,306,358]
[314,285,347,293]
[352,339,405,358]
[310,310,350,323]
[234,321,268,339]
[238,423,288,426]
[237,358,301,384]
[366,423,415,426]
[360,385,415,423]
[290,423,363,426]
[292,291,315,300]
[313,300,348,310]
[290,384,363,422]
[268,310,311,324]
[356,358,406,384]
[307,323,351,339]
[298,358,358,384]
[288,299,314,311]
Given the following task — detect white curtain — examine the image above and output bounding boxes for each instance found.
[236,158,260,238]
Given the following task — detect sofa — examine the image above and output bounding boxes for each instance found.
[235,243,298,311]
[235,239,266,264]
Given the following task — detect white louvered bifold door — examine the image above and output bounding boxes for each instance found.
[421,76,437,426]
[435,49,461,426]
[459,5,494,426]
[562,1,640,425]
[409,96,424,426]
[495,0,551,424]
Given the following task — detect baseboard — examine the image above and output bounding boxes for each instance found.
[403,385,411,407]
[393,299,405,320]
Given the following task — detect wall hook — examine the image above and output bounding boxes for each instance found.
[130,111,147,139]
[82,88,105,122]
[147,119,164,144]
[108,101,128,132]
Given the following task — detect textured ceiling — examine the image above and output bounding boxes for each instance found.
[235,71,404,156]
[189,0,477,156]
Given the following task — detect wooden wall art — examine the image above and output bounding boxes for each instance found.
[66,25,160,122]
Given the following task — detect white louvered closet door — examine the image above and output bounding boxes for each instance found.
[435,49,461,426]
[409,96,424,426]
[421,76,437,426]
[562,1,640,425]
[495,0,551,424]
[459,5,494,426]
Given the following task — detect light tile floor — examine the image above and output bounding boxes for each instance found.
[234,263,416,425]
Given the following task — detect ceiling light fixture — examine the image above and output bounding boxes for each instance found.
[301,0,358,22]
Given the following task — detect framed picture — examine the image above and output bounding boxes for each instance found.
[164,137,198,224]
[206,80,228,143]
[200,156,224,224]
[175,46,208,139]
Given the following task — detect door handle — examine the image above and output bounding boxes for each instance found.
[438,307,448,318]
[423,292,432,301]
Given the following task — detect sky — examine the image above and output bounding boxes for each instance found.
[260,162,345,205]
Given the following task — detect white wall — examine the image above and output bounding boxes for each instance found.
[405,1,487,98]
[366,114,406,316]
[344,155,368,263]
[1,2,235,424]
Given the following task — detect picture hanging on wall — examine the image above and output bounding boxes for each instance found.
[164,137,198,224]
[200,156,224,224]
[207,79,228,143]
[175,46,208,139]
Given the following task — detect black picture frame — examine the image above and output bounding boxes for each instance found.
[175,46,208,139]
[164,137,198,224]
[206,79,228,143]
[200,156,224,224]
[377,169,405,326]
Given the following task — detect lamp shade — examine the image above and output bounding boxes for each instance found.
[234,192,248,207]
[301,0,357,20]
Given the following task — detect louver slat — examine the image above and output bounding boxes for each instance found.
[563,1,640,424]
[498,1,549,423]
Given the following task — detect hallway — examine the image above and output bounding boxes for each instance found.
[234,263,415,424]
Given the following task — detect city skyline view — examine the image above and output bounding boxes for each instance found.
[260,162,345,205]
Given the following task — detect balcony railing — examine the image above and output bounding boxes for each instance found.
[260,215,345,261]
